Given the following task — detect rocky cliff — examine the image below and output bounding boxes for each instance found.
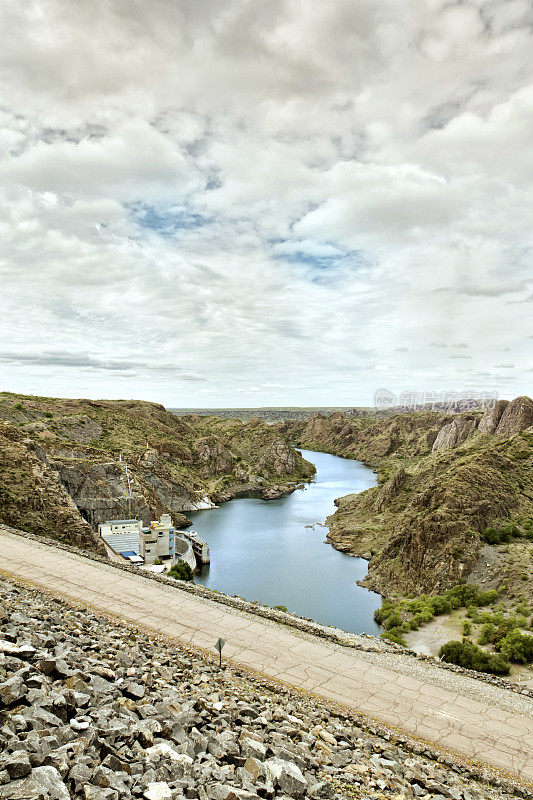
[280,397,533,597]
[0,394,315,551]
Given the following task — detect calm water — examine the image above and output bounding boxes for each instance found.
[187,449,382,635]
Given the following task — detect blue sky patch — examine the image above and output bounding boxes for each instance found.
[271,241,370,283]
[127,202,211,236]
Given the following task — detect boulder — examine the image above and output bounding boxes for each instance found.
[242,757,265,783]
[241,737,267,760]
[123,681,145,700]
[265,757,307,796]
[0,766,69,799]
[144,782,172,800]
[0,675,27,707]
[0,640,35,658]
[82,786,118,800]
[308,780,335,799]
[210,788,260,800]
[3,750,32,779]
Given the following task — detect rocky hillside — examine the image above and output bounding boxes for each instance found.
[0,577,522,800]
[0,393,314,551]
[281,397,533,597]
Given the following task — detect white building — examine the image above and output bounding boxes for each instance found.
[98,514,201,572]
[98,519,144,564]
[98,519,142,538]
[139,513,176,565]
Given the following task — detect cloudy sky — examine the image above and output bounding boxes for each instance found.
[0,0,531,407]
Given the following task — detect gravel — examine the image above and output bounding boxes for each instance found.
[0,576,529,800]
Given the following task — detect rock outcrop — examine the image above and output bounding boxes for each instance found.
[478,400,509,434]
[431,416,478,452]
[0,425,104,553]
[495,395,533,437]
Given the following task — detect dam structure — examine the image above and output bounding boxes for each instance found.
[176,529,210,564]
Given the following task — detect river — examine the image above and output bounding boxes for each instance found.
[188,449,382,635]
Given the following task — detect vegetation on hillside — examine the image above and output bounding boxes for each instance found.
[0,392,314,551]
[376,580,533,674]
[280,399,533,599]
[438,641,510,675]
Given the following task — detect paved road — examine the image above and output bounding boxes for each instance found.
[1,531,532,784]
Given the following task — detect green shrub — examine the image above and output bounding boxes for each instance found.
[501,523,520,537]
[273,605,288,612]
[482,527,501,544]
[399,622,411,633]
[489,654,513,674]
[445,584,482,607]
[168,561,194,581]
[438,641,509,675]
[482,522,531,544]
[476,589,499,606]
[14,403,26,412]
[411,609,434,626]
[384,611,403,630]
[381,628,406,647]
[478,623,498,645]
[428,596,452,615]
[462,621,472,636]
[374,602,395,625]
[498,630,533,664]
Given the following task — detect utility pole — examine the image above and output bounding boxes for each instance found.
[124,463,133,519]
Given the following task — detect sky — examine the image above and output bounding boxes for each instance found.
[0,0,531,408]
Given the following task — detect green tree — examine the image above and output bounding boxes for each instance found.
[168,561,194,581]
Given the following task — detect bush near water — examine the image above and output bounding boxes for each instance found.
[168,561,194,581]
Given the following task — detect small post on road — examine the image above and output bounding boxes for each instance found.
[215,637,225,669]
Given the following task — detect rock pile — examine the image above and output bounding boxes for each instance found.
[0,578,524,800]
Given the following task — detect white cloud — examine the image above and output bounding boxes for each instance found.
[1,119,197,200]
[0,0,531,406]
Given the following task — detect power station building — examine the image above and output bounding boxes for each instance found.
[139,513,175,564]
[98,514,208,571]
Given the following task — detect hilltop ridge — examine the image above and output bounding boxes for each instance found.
[0,392,314,550]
